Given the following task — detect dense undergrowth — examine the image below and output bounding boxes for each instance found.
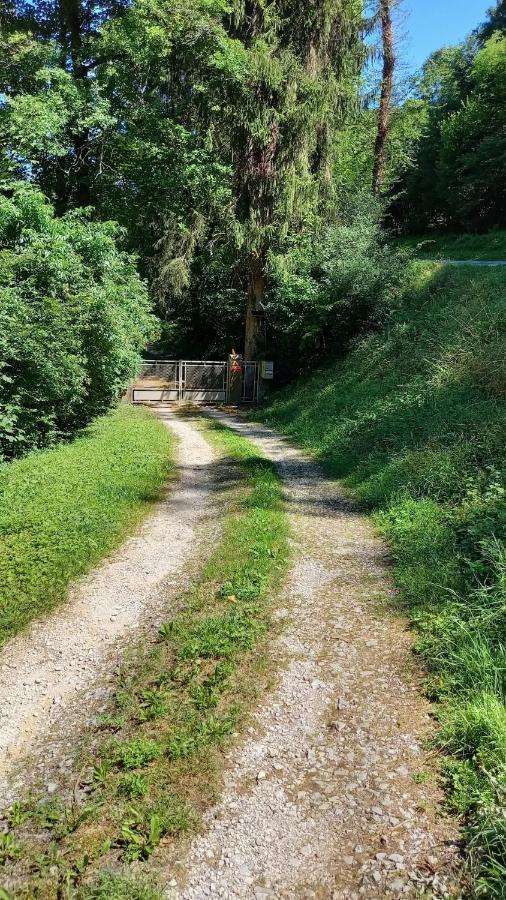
[0,187,156,460]
[0,418,289,899]
[0,405,173,647]
[257,262,506,896]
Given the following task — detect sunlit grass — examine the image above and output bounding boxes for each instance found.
[256,262,506,895]
[2,417,289,898]
[394,230,506,261]
[0,404,174,646]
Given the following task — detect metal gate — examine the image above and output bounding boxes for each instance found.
[131,361,179,403]
[181,361,228,403]
[131,360,258,404]
[241,361,259,403]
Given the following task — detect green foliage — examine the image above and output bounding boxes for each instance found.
[0,42,113,189]
[166,712,236,759]
[0,405,173,646]
[137,689,168,722]
[114,739,162,771]
[477,0,506,43]
[0,185,157,458]
[390,13,506,233]
[118,774,150,800]
[334,101,428,196]
[175,608,265,660]
[0,831,21,866]
[93,0,239,301]
[256,262,506,893]
[394,231,506,260]
[267,193,408,368]
[1,0,366,359]
[80,873,162,900]
[438,33,506,231]
[119,806,179,861]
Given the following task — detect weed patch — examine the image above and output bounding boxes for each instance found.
[78,873,162,900]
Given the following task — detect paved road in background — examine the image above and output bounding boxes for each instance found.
[425,259,506,266]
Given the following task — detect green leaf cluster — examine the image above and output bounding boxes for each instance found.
[389,16,506,233]
[0,184,156,458]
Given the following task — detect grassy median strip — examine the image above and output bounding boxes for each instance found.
[0,405,174,648]
[1,416,289,899]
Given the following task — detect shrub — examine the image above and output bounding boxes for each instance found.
[0,184,157,459]
[266,192,409,374]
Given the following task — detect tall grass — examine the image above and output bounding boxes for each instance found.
[257,262,506,896]
[0,404,174,646]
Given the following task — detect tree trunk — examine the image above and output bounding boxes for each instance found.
[59,0,92,208]
[244,253,266,360]
[372,0,395,195]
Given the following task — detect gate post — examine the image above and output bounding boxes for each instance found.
[227,350,242,404]
[178,360,183,403]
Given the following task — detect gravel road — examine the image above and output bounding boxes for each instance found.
[0,409,216,809]
[0,407,461,897]
[169,412,460,899]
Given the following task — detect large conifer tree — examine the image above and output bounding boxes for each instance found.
[1,0,365,357]
[227,0,364,356]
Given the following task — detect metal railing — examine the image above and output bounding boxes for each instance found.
[132,359,258,404]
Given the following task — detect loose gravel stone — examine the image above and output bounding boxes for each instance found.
[167,412,461,899]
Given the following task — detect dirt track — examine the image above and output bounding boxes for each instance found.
[170,412,460,899]
[0,409,460,896]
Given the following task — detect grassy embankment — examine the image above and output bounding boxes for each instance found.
[1,418,289,899]
[395,230,506,261]
[257,263,506,896]
[0,405,174,648]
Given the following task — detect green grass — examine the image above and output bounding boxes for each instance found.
[394,230,506,260]
[80,873,161,900]
[1,416,289,899]
[0,404,174,647]
[255,262,506,897]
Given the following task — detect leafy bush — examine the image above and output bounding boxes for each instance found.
[266,193,409,373]
[0,184,157,459]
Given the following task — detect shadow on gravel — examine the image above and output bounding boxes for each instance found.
[154,406,359,521]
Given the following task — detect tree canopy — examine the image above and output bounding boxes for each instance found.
[1,0,505,452]
[1,0,368,362]
[387,2,506,233]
